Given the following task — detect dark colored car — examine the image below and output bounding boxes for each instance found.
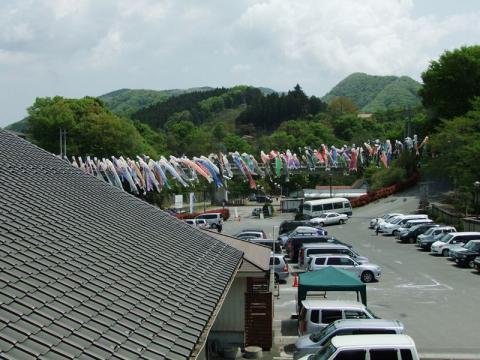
[255,194,273,203]
[279,220,312,235]
[287,236,350,263]
[474,256,480,272]
[279,220,325,235]
[451,240,480,268]
[398,223,439,244]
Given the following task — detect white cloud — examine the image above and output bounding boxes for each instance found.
[88,29,125,69]
[1,0,480,126]
[235,0,480,76]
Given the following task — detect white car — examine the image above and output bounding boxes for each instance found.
[431,232,480,256]
[370,213,402,229]
[380,215,429,235]
[184,219,208,228]
[310,212,348,226]
[307,254,381,283]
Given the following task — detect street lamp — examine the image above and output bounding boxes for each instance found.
[474,181,480,220]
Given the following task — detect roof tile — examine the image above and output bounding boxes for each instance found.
[0,130,243,358]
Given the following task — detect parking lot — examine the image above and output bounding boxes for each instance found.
[223,192,480,358]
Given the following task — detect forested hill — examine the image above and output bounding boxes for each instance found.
[323,73,422,112]
[98,87,213,117]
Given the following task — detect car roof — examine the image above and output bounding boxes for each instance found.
[302,243,347,249]
[301,300,365,309]
[333,319,404,330]
[331,334,415,348]
[450,232,480,236]
[309,254,350,259]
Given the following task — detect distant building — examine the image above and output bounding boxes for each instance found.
[357,113,373,119]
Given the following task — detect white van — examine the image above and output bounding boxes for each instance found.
[297,334,419,360]
[380,214,429,235]
[303,198,352,219]
[298,300,379,335]
[195,212,223,229]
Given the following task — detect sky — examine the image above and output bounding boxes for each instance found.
[1,0,480,127]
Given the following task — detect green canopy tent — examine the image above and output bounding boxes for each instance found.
[297,267,367,307]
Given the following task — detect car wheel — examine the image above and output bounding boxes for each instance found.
[361,271,374,283]
[468,260,475,269]
[319,222,324,227]
[442,249,449,257]
[340,219,345,224]
[393,230,399,236]
[408,237,415,244]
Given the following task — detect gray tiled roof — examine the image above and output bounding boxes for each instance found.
[0,131,243,359]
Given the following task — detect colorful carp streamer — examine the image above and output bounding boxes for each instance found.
[69,136,428,194]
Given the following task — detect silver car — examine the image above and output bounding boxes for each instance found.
[308,254,381,283]
[293,319,405,360]
[270,253,289,282]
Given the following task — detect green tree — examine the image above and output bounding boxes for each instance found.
[420,46,480,121]
[27,96,157,157]
[328,96,358,117]
[427,99,480,188]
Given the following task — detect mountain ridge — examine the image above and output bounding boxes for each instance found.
[322,72,422,112]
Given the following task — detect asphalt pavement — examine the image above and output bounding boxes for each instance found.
[223,192,480,359]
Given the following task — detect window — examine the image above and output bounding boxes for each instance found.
[313,205,323,212]
[369,349,398,360]
[339,258,354,266]
[323,203,333,210]
[334,202,343,209]
[321,310,342,324]
[344,310,369,319]
[304,204,311,211]
[310,310,320,323]
[353,329,396,335]
[343,202,351,208]
[315,258,326,265]
[333,350,366,360]
[327,257,342,265]
[269,258,280,265]
[400,349,414,360]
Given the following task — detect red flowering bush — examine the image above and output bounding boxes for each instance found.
[351,173,419,208]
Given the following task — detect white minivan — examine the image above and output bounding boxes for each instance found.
[297,334,419,360]
[298,300,379,335]
[380,214,429,235]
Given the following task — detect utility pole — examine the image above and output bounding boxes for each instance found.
[59,129,67,157]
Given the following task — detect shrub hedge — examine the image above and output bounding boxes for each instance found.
[350,173,420,208]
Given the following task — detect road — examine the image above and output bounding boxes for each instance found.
[223,190,480,358]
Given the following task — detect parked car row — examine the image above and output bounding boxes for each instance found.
[271,217,418,359]
[277,220,381,283]
[295,300,418,359]
[371,212,480,273]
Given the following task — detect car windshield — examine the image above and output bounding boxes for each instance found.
[441,233,454,243]
[391,218,403,224]
[423,227,436,235]
[311,343,337,360]
[465,241,480,250]
[309,322,337,342]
